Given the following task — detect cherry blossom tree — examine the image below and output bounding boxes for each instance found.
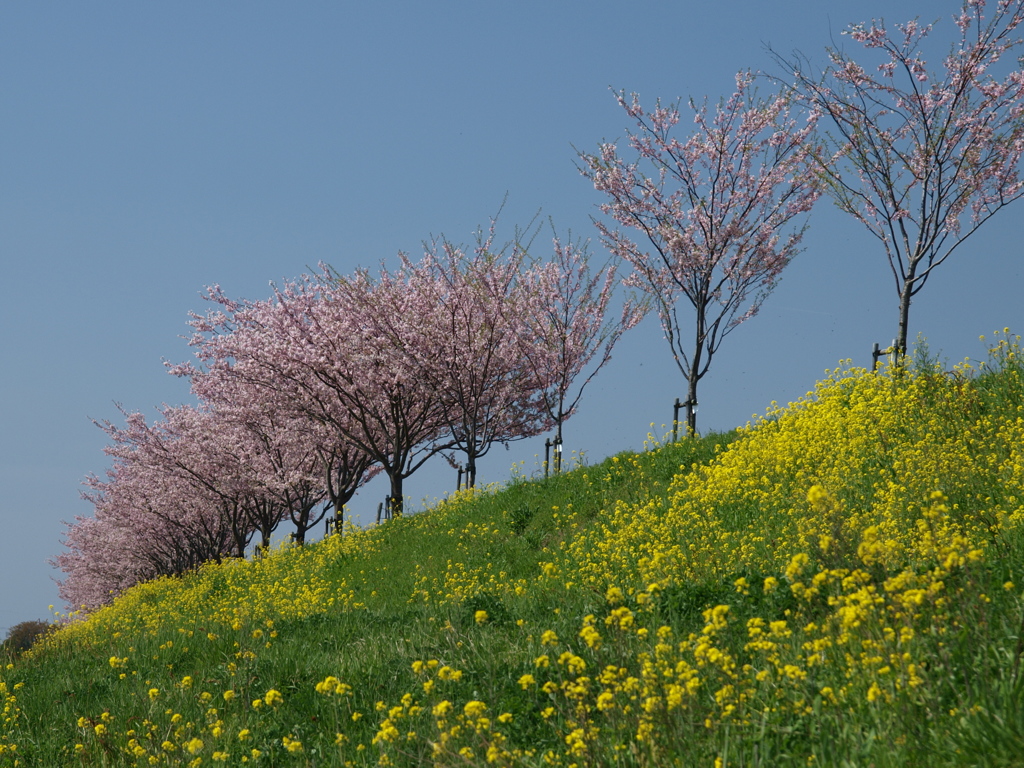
[56,486,173,613]
[224,400,376,543]
[774,0,1024,356]
[397,233,551,488]
[175,302,380,535]
[185,272,447,518]
[96,406,260,556]
[317,431,379,531]
[58,371,381,610]
[579,73,822,434]
[56,422,242,611]
[56,511,160,613]
[221,405,329,546]
[515,232,642,461]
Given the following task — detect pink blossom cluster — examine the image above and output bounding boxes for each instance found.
[783,0,1024,352]
[579,71,823,432]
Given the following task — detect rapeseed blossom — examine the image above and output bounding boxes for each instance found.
[9,332,1024,766]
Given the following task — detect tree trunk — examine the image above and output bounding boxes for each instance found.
[897,279,913,360]
[293,509,308,546]
[555,421,564,474]
[687,313,706,437]
[389,473,404,517]
[686,370,699,437]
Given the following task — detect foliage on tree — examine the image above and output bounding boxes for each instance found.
[580,72,822,433]
[185,273,447,518]
[515,232,643,454]
[403,233,550,488]
[60,222,639,607]
[774,0,1024,354]
[57,411,242,611]
[2,620,51,656]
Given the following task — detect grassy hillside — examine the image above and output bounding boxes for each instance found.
[4,331,1024,767]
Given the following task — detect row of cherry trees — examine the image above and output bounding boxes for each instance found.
[56,234,640,610]
[583,0,1024,432]
[57,0,1024,612]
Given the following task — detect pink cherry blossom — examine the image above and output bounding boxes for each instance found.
[579,72,822,433]
[776,0,1024,354]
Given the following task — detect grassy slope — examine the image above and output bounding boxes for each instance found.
[4,333,1024,767]
[3,437,732,768]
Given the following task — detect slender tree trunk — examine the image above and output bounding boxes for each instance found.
[230,508,249,558]
[687,311,706,436]
[555,420,564,473]
[897,279,913,359]
[326,466,358,536]
[389,473,404,517]
[686,369,699,437]
[293,507,309,546]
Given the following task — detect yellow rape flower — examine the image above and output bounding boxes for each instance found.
[432,700,452,717]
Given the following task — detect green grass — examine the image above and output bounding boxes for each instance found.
[2,436,740,767]
[4,337,1024,767]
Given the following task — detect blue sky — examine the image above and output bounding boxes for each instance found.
[2,0,1021,636]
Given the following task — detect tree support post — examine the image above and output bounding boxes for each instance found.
[673,398,697,441]
[872,340,898,372]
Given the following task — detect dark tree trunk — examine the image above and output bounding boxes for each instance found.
[897,279,913,359]
[686,371,699,437]
[389,473,404,517]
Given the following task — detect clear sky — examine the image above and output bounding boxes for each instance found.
[2,0,1021,636]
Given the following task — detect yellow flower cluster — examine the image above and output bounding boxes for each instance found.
[561,340,1024,596]
[39,529,383,653]
[10,331,1022,766]
[0,677,22,760]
